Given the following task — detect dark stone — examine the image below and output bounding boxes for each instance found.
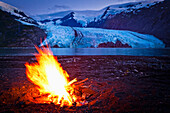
[101,7,110,19]
[98,40,132,48]
[53,45,60,48]
[40,19,51,24]
[60,18,82,27]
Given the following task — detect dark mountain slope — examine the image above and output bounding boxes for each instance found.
[0,9,46,47]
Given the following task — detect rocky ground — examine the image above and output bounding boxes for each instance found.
[0,55,170,113]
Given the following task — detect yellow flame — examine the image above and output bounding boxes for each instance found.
[25,46,77,106]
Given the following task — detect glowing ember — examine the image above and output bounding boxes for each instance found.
[25,46,84,106]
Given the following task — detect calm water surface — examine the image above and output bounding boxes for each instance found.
[0,48,170,56]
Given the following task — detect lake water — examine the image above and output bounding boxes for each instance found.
[0,48,170,56]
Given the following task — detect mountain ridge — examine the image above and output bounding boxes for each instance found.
[35,0,162,25]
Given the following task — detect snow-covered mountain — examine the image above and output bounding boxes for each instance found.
[90,0,169,47]
[34,10,102,27]
[34,0,163,27]
[34,0,166,48]
[34,0,169,47]
[0,1,38,25]
[40,25,165,48]
[0,1,167,48]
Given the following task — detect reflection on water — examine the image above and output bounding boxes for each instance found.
[0,48,170,56]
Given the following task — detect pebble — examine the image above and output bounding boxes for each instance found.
[134,69,138,73]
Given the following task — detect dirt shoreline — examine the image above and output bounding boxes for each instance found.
[0,56,170,112]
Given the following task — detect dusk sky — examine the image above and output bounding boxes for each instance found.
[1,0,159,15]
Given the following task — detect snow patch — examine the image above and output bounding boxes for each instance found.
[0,1,37,26]
[0,1,26,17]
[15,19,37,26]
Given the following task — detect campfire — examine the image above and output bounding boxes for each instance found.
[0,46,121,112]
[25,46,88,107]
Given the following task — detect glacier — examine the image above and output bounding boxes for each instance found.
[40,25,165,48]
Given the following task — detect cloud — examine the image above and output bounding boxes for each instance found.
[48,4,70,11]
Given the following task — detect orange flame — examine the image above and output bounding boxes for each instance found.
[25,46,77,106]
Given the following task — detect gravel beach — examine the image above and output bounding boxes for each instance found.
[0,56,170,113]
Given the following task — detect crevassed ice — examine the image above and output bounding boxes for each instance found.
[40,25,165,48]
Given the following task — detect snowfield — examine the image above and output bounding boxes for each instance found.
[40,25,165,48]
